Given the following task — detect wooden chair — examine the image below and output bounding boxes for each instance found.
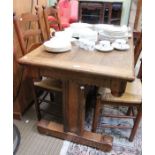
[13,12,63,121]
[134,0,142,31]
[134,31,142,66]
[41,5,63,40]
[13,12,46,55]
[132,0,142,50]
[92,34,142,142]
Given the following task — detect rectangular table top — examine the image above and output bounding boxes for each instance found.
[18,38,135,81]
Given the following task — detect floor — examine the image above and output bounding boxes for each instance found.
[14,106,63,155]
[14,1,141,154]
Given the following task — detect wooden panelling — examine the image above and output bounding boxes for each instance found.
[13,0,48,15]
[13,0,33,15]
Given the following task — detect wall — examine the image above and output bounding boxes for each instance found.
[48,0,57,6]
[13,0,48,14]
[121,0,132,25]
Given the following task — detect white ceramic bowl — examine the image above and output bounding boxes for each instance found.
[54,31,72,41]
[44,38,71,53]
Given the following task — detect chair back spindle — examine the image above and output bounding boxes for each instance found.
[13,12,45,55]
[134,32,142,66]
[42,5,63,39]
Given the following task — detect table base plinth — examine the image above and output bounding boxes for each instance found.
[37,119,113,152]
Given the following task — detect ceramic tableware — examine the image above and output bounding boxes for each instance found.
[112,42,130,51]
[44,37,71,53]
[95,44,113,52]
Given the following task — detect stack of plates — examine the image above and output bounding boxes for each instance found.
[44,37,71,53]
[93,24,111,32]
[98,25,129,42]
[66,23,98,41]
[79,29,98,42]
[65,27,98,42]
[55,31,73,41]
[70,22,92,29]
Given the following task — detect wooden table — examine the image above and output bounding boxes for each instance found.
[18,38,134,152]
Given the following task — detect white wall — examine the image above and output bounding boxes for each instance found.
[48,0,57,6]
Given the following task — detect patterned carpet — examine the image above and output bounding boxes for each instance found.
[60,105,142,155]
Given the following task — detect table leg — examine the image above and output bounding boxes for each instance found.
[37,80,113,152]
[63,80,85,135]
[110,79,127,96]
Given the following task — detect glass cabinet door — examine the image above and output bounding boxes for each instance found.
[79,2,104,24]
[79,2,122,25]
[111,3,122,25]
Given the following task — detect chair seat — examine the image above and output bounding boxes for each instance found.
[34,78,62,92]
[98,78,142,104]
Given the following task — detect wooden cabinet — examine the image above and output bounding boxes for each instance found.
[79,1,122,25]
[79,2,104,24]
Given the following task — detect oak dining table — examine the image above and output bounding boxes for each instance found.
[18,37,135,152]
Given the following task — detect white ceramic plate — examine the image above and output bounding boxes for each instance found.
[70,23,92,29]
[95,44,113,52]
[44,46,71,53]
[44,39,71,53]
[103,25,128,33]
[99,31,128,38]
[112,42,130,51]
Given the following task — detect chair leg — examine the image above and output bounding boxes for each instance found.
[129,105,142,141]
[50,92,54,102]
[126,106,133,116]
[33,86,41,120]
[92,95,101,132]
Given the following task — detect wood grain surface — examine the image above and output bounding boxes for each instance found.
[19,38,135,81]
